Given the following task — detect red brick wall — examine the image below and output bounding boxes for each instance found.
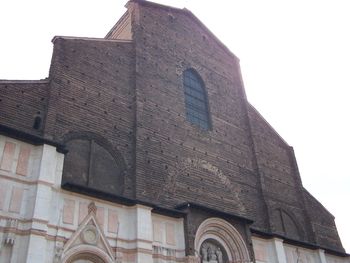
[0,80,49,136]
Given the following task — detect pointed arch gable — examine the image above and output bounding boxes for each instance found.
[61,202,115,263]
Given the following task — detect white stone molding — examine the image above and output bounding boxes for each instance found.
[61,202,115,263]
[61,244,114,263]
[272,238,287,263]
[317,249,327,263]
[194,217,250,263]
[134,204,154,263]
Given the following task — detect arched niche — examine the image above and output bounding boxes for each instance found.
[61,133,126,195]
[194,218,250,263]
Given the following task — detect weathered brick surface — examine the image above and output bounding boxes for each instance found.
[248,105,315,241]
[121,0,343,252]
[0,0,345,253]
[0,80,49,135]
[304,189,344,251]
[44,37,136,197]
[126,2,266,228]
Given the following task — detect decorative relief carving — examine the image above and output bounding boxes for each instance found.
[3,219,18,245]
[200,240,227,263]
[80,225,99,245]
[60,203,116,263]
[88,201,97,215]
[153,245,176,257]
[53,242,64,263]
[194,218,251,263]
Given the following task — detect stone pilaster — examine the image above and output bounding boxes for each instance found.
[272,238,287,263]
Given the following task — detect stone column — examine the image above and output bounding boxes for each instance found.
[272,238,287,263]
[318,249,328,263]
[134,204,154,263]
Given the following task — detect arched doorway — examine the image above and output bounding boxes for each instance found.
[61,244,115,263]
[65,252,107,263]
[65,252,106,263]
[194,218,250,263]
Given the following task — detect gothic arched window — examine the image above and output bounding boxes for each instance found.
[183,69,211,130]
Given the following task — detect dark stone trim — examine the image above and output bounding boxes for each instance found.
[0,124,66,153]
[61,182,186,218]
[251,228,349,257]
[175,202,254,224]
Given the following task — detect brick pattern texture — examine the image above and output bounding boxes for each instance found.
[0,0,344,253]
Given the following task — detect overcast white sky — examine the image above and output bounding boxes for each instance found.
[0,0,349,252]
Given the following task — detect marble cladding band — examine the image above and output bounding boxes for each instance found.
[0,140,32,177]
[63,198,75,224]
[1,141,16,171]
[108,209,119,233]
[16,145,31,176]
[0,137,348,263]
[8,187,23,213]
[0,183,7,210]
[165,222,175,245]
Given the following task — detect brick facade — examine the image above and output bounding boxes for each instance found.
[0,0,347,258]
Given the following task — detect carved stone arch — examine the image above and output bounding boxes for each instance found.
[194,218,250,263]
[273,208,304,240]
[61,245,114,263]
[61,131,126,195]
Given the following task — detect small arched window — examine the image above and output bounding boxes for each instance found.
[183,69,211,130]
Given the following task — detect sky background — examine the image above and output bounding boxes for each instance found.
[1,0,349,252]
